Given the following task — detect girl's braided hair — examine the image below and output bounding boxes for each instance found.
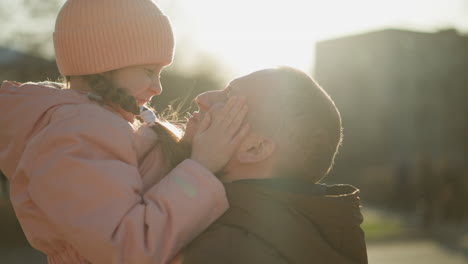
[81,74,191,170]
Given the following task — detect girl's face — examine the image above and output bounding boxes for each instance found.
[107,64,164,106]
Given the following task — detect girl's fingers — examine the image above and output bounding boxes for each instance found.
[214,96,245,128]
[196,113,211,134]
[225,97,246,125]
[203,95,247,137]
[227,105,248,137]
[222,96,237,116]
[231,123,250,145]
[207,103,225,127]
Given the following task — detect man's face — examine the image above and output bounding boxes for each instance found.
[184,69,282,180]
[183,84,236,144]
[184,73,268,143]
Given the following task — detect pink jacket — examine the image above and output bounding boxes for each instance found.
[0,81,228,264]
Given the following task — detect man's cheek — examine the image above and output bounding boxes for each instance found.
[208,103,227,120]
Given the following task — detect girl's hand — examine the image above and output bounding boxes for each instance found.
[190,96,249,173]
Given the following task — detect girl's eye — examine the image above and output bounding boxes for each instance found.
[145,68,156,76]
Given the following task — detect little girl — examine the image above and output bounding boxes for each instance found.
[0,0,248,263]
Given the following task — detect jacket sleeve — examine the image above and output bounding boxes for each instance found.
[19,106,228,264]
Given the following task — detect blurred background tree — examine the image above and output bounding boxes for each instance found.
[0,0,62,57]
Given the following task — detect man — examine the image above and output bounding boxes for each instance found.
[177,66,368,264]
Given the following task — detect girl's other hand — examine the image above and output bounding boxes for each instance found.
[190,96,249,173]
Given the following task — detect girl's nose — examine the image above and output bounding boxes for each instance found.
[149,78,162,96]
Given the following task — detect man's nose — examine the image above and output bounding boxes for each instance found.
[195,90,222,112]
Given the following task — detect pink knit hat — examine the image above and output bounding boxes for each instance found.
[53,0,174,76]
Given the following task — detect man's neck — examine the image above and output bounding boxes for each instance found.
[220,162,276,183]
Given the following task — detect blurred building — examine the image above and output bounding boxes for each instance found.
[314,29,468,200]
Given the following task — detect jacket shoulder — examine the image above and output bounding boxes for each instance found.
[1,80,64,92]
[52,103,134,132]
[39,103,139,159]
[178,222,288,264]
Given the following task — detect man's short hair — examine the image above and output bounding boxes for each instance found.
[252,66,343,182]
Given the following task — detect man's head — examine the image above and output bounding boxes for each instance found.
[188,66,343,183]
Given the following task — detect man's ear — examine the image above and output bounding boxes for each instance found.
[236,137,276,164]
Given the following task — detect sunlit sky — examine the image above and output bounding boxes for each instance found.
[2,0,468,81]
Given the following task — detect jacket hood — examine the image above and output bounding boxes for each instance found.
[0,81,89,179]
[220,178,368,263]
